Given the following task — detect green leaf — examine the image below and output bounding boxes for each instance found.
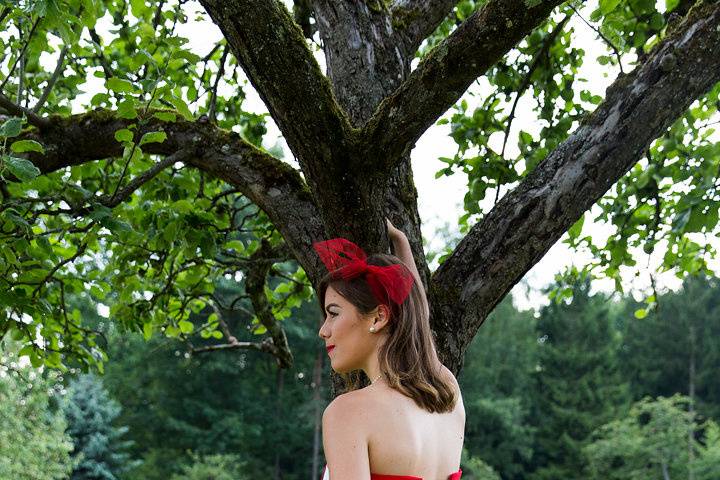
[130,0,149,18]
[117,99,138,119]
[2,155,41,181]
[599,0,621,15]
[167,94,193,120]
[671,208,691,233]
[179,320,194,334]
[80,0,97,27]
[10,139,45,154]
[0,117,23,138]
[165,324,181,338]
[568,213,585,239]
[142,322,153,340]
[107,77,138,94]
[114,128,134,143]
[153,111,177,122]
[139,131,167,146]
[634,308,648,319]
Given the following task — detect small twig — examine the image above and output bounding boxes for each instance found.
[106,150,192,207]
[31,243,88,297]
[697,119,720,129]
[32,45,69,113]
[208,45,230,122]
[0,16,41,92]
[495,14,572,206]
[152,0,166,29]
[88,28,114,78]
[569,3,624,74]
[191,340,265,354]
[0,91,52,128]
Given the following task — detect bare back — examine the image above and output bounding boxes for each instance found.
[353,364,465,480]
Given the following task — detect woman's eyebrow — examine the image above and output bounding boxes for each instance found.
[325,303,340,311]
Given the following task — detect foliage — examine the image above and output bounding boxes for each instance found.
[0,0,311,373]
[459,446,502,480]
[528,273,629,479]
[99,295,324,480]
[427,0,720,301]
[584,394,720,480]
[0,341,74,479]
[618,273,720,420]
[170,452,249,480]
[459,295,537,479]
[62,373,139,479]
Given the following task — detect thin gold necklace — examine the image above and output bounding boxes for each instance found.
[370,373,383,385]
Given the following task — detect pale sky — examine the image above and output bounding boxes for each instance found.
[42,0,719,312]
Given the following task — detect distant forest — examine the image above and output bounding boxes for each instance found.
[2,273,719,480]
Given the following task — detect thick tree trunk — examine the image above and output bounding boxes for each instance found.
[13,0,720,385]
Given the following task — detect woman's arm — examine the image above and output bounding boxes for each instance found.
[386,218,429,318]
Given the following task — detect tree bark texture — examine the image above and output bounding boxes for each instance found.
[16,1,720,383]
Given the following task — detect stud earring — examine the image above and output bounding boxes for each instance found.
[369,327,376,333]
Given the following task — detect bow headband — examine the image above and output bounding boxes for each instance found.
[313,238,414,306]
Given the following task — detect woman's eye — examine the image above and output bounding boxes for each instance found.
[328,312,338,318]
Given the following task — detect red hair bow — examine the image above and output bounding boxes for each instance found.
[313,238,414,306]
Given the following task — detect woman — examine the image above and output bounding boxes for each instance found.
[316,219,465,480]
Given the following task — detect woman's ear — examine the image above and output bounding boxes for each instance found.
[374,304,391,329]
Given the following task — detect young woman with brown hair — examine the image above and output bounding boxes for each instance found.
[316,219,465,480]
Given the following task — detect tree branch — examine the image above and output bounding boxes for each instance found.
[102,149,192,208]
[431,1,720,354]
[12,109,328,282]
[0,16,40,93]
[0,92,51,128]
[32,45,69,113]
[390,0,460,58]
[245,238,294,368]
[294,0,316,39]
[362,0,565,170]
[198,0,355,172]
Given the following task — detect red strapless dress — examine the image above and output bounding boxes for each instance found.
[321,465,462,480]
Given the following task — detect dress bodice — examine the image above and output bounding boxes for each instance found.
[321,465,462,480]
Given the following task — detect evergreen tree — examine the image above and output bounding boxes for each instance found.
[170,452,249,480]
[619,274,720,420]
[528,273,629,479]
[100,292,323,480]
[63,373,138,479]
[0,341,74,479]
[460,294,537,480]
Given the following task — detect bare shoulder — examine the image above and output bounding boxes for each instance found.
[438,363,460,391]
[438,363,465,414]
[322,390,372,429]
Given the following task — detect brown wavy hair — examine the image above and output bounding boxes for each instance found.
[318,253,457,413]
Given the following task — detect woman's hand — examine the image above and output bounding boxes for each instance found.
[385,218,429,317]
[386,217,408,245]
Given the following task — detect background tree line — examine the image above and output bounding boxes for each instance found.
[3,269,719,479]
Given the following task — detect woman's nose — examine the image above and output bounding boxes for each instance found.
[318,320,329,339]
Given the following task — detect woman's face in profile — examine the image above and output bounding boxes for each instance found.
[318,285,377,373]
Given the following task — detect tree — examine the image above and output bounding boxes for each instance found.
[0,342,74,479]
[169,453,249,480]
[62,373,139,480]
[619,274,720,420]
[98,295,324,480]
[529,272,629,479]
[459,294,537,480]
[584,394,720,480]
[1,0,720,389]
